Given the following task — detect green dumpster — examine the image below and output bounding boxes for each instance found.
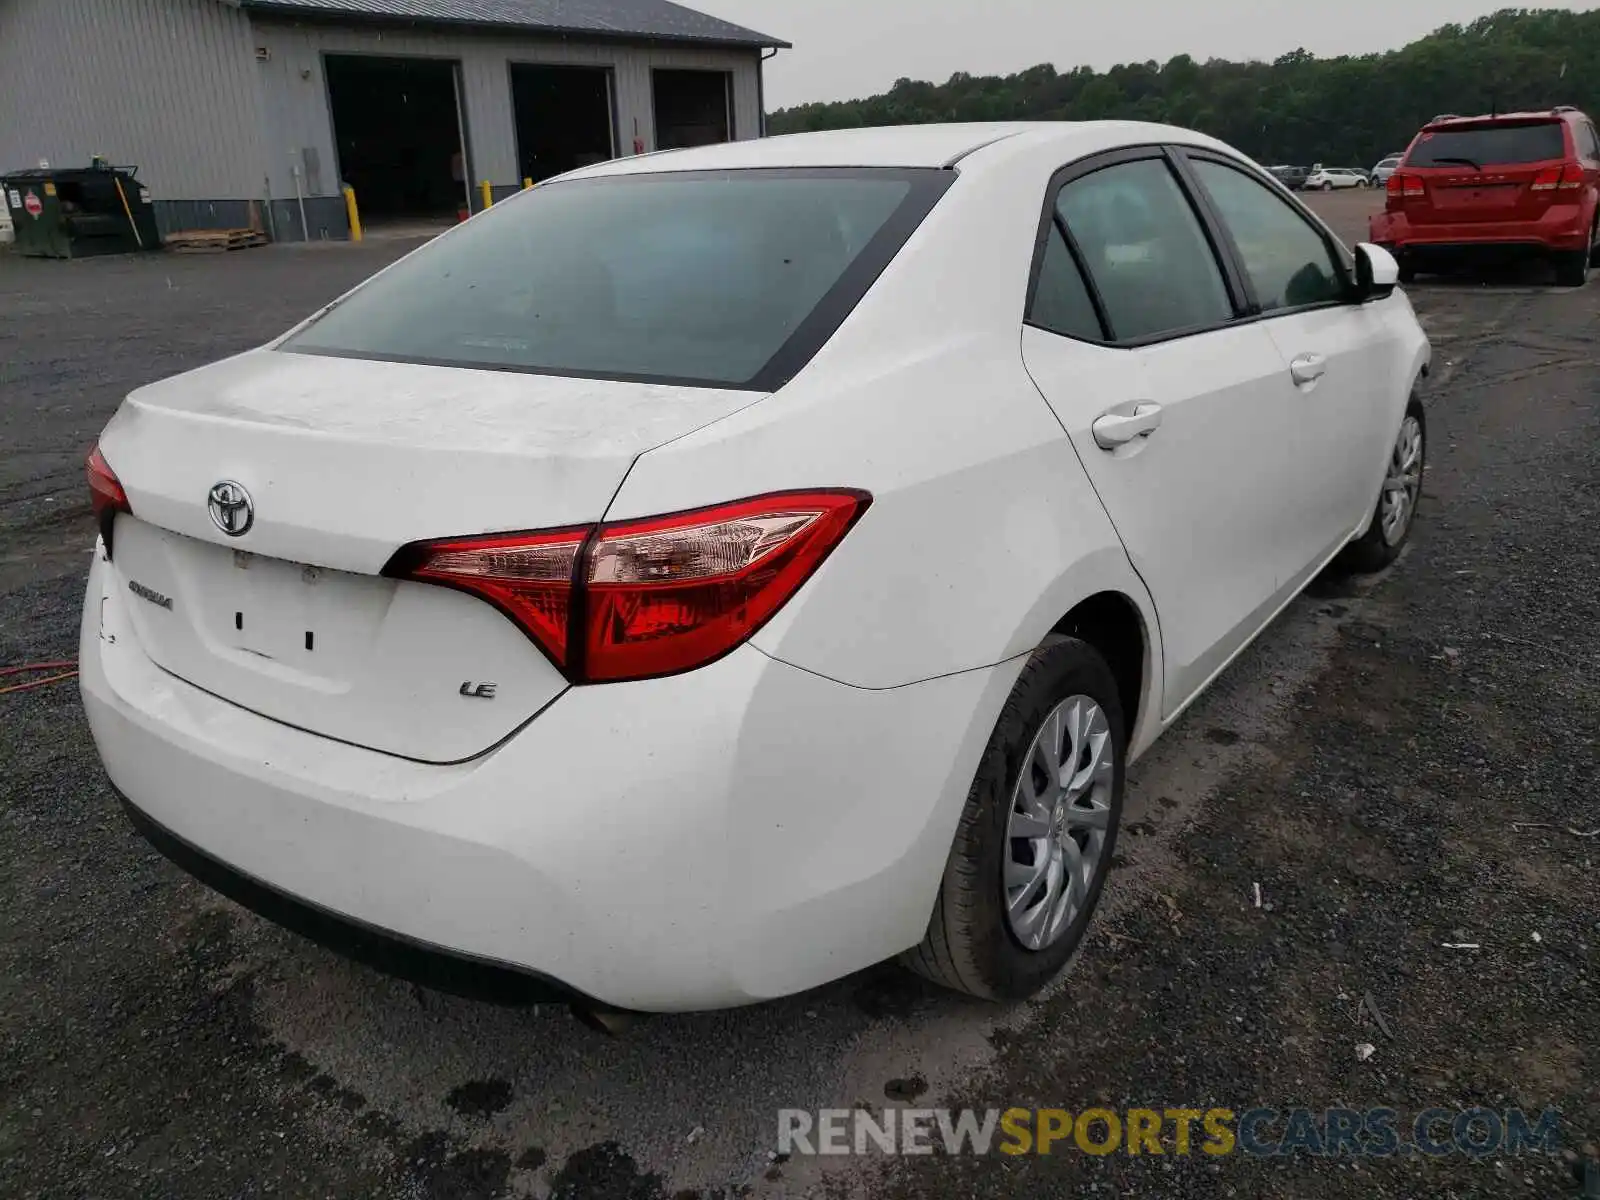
[2,163,161,259]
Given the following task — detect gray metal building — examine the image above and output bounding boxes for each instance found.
[0,0,787,240]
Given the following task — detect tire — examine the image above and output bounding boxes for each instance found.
[1322,181,1335,191]
[1555,219,1593,288]
[1335,395,1426,574]
[1397,258,1416,284]
[902,636,1126,1001]
[1554,247,1591,287]
[1590,217,1600,267]
[1358,178,1371,189]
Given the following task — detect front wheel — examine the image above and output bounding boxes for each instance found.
[1358,178,1371,189]
[903,637,1125,1001]
[1322,181,1335,191]
[1335,397,1426,574]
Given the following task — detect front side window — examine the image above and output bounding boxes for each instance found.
[283,168,950,388]
[1190,159,1344,313]
[1056,158,1233,341]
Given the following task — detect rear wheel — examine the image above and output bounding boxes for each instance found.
[1335,396,1426,574]
[1556,219,1595,286]
[903,636,1125,1001]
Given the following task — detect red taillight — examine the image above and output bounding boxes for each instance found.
[86,443,131,551]
[388,526,588,670]
[386,490,870,683]
[1531,164,1584,192]
[1388,172,1425,198]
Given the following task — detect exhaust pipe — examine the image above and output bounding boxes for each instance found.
[569,1004,639,1035]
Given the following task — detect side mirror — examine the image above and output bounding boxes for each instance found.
[1353,242,1400,300]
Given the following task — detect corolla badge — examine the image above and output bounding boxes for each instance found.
[207,480,254,537]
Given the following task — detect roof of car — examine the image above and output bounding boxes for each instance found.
[560,121,1236,178]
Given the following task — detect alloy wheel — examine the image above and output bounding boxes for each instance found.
[1003,695,1115,951]
[1381,414,1424,546]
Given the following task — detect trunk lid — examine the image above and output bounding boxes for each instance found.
[99,348,763,762]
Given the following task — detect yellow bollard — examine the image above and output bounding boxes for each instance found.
[342,184,362,242]
[480,179,493,210]
[523,177,533,190]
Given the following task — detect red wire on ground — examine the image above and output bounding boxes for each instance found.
[0,661,80,695]
[1,660,77,677]
[0,671,79,695]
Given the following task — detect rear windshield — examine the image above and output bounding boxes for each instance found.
[1407,122,1567,167]
[282,167,951,390]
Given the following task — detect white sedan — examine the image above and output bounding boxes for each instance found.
[81,122,1429,1017]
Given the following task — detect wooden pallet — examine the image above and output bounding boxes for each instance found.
[164,228,268,253]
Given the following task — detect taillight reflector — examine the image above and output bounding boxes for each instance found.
[86,443,131,552]
[386,490,871,683]
[1531,164,1585,191]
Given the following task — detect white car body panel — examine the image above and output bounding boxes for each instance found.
[80,121,1431,1010]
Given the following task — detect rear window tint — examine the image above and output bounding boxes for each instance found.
[1407,122,1567,167]
[283,168,951,389]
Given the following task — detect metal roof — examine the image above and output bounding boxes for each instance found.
[233,0,789,47]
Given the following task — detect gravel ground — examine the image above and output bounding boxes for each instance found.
[1,195,1595,1200]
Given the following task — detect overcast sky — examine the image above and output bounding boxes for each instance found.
[702,0,1600,109]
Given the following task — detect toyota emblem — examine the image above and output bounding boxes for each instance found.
[207,480,254,537]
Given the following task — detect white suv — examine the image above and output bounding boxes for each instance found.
[1307,166,1372,190]
[81,122,1430,1016]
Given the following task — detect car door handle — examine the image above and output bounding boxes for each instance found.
[1290,353,1328,385]
[1092,402,1163,449]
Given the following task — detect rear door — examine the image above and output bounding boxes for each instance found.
[1019,150,1313,714]
[1180,151,1393,557]
[1400,119,1570,224]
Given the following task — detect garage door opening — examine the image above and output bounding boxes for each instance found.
[325,54,468,225]
[511,64,615,184]
[652,69,733,151]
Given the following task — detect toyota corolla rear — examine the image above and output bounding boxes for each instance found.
[78,158,1062,1013]
[1370,114,1597,267]
[81,150,1081,1017]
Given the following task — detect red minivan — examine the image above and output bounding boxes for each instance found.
[1370,107,1600,285]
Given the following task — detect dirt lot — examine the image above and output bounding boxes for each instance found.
[1,193,1596,1200]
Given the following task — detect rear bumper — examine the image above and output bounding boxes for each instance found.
[1371,207,1590,254]
[80,544,1016,1012]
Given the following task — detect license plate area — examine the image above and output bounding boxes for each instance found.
[213,548,388,684]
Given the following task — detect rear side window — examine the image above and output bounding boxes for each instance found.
[1057,158,1233,341]
[1407,122,1567,167]
[1028,223,1104,341]
[1576,121,1600,158]
[283,168,951,389]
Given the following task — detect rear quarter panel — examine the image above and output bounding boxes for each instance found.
[607,149,1163,717]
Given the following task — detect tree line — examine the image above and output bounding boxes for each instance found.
[767,8,1600,166]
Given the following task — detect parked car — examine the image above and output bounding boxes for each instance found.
[1370,107,1600,286]
[1369,155,1405,186]
[1269,164,1310,190]
[81,121,1430,1017]
[1307,166,1372,190]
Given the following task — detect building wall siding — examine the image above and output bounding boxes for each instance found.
[0,0,269,201]
[248,18,762,202]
